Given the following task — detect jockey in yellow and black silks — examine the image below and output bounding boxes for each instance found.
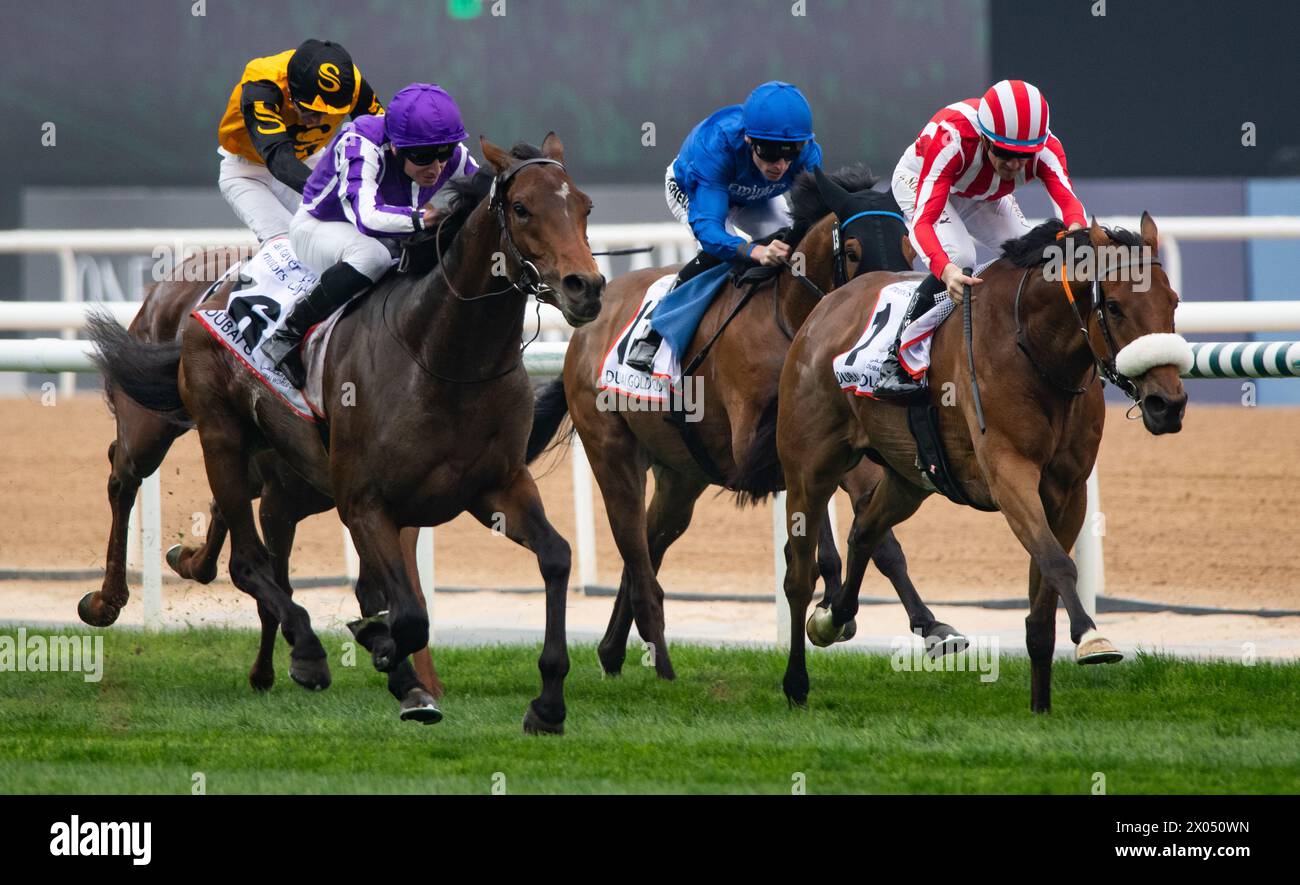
[215,39,384,243]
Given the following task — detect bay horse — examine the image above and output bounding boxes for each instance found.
[80,258,445,702]
[90,134,604,733]
[778,214,1189,712]
[526,166,965,680]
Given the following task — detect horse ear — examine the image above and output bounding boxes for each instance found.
[1088,216,1109,247]
[814,165,852,216]
[541,131,565,163]
[1139,211,1159,250]
[480,136,512,175]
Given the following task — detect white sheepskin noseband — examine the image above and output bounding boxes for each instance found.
[1114,333,1193,377]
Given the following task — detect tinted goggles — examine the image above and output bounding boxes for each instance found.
[988,143,1034,162]
[751,139,806,163]
[398,143,457,166]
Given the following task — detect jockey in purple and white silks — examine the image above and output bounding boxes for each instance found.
[264,82,479,386]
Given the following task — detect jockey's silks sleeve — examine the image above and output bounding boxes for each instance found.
[352,78,384,119]
[239,80,313,193]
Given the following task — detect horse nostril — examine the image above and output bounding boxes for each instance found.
[1144,394,1168,416]
[564,273,605,298]
[563,274,586,295]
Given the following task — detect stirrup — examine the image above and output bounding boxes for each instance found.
[625,336,660,372]
[265,332,307,389]
[872,348,925,399]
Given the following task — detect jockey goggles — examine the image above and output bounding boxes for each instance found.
[751,138,806,162]
[988,142,1036,162]
[397,143,457,166]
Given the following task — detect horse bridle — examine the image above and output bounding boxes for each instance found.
[1013,233,1156,402]
[435,157,567,302]
[389,157,568,384]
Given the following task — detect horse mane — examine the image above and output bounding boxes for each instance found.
[1001,218,1145,268]
[786,165,879,247]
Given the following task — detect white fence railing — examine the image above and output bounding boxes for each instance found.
[3,218,1300,641]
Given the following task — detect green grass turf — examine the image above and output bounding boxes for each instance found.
[0,626,1297,794]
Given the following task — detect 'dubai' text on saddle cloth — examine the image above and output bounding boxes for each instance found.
[599,273,684,402]
[191,236,345,422]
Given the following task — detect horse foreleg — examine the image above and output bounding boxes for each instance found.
[599,464,708,677]
[397,526,444,699]
[978,448,1119,712]
[347,559,441,724]
[472,469,571,735]
[80,401,184,628]
[166,498,227,584]
[1026,479,1091,713]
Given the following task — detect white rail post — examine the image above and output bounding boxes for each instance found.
[342,527,360,585]
[126,492,142,573]
[141,471,162,629]
[57,247,78,399]
[772,491,790,648]
[570,436,598,592]
[416,527,434,643]
[1075,466,1105,618]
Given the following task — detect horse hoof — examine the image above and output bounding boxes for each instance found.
[522,703,564,736]
[806,607,845,648]
[926,628,970,659]
[1076,630,1123,665]
[399,688,443,725]
[165,544,184,575]
[248,668,275,692]
[288,656,331,691]
[839,619,857,642]
[77,592,119,628]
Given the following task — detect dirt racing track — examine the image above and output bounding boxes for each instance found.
[0,396,1296,660]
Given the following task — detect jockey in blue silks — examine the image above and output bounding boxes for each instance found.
[625,81,823,371]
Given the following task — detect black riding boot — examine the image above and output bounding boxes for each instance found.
[625,251,725,372]
[263,261,372,388]
[873,273,946,399]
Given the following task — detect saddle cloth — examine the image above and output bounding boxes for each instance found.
[598,273,683,403]
[191,236,347,422]
[834,279,964,398]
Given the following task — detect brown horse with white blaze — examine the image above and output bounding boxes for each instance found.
[90,134,603,733]
[778,213,1189,712]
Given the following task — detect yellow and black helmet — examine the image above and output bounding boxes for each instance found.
[287,39,358,114]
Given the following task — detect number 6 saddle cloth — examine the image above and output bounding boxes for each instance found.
[191,236,346,422]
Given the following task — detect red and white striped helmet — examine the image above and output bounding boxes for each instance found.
[977,80,1050,153]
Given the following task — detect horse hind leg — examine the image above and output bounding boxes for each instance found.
[80,403,184,628]
[818,471,929,649]
[165,498,228,584]
[195,411,331,691]
[839,462,967,657]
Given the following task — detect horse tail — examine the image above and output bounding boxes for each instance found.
[526,377,574,464]
[86,309,191,422]
[730,396,783,507]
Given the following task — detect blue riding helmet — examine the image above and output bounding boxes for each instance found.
[742,81,814,142]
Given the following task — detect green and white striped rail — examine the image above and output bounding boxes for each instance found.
[1185,341,1300,379]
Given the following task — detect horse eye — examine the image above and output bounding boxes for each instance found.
[1106,301,1124,318]
[513,202,529,218]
